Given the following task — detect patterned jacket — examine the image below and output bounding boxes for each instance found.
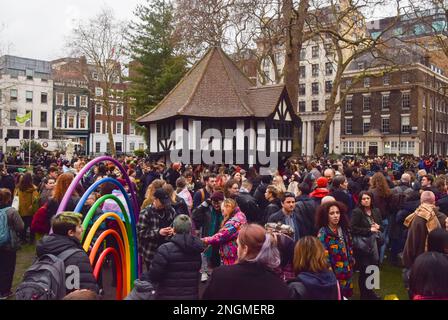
[318,226,354,298]
[202,208,247,266]
[137,205,176,267]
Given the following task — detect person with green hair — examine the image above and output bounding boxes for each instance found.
[146,214,204,300]
[35,212,99,295]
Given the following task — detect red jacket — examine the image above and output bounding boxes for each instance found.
[310,188,330,199]
[31,203,50,234]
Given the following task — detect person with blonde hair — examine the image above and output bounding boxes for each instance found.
[289,236,339,300]
[273,175,287,194]
[203,224,290,300]
[142,179,166,209]
[202,198,247,265]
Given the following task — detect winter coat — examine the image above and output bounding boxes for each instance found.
[236,192,260,224]
[193,188,210,210]
[350,207,383,266]
[137,205,177,267]
[288,271,339,300]
[192,202,223,238]
[369,188,391,219]
[202,261,291,300]
[0,174,15,201]
[172,196,189,217]
[317,226,354,298]
[202,208,247,265]
[295,197,318,237]
[253,183,269,213]
[36,234,99,294]
[330,189,354,214]
[17,186,39,217]
[0,205,24,251]
[264,199,281,225]
[148,233,204,300]
[402,204,447,268]
[436,194,448,215]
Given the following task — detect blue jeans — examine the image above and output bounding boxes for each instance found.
[379,218,390,264]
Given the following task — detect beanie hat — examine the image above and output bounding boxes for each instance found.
[316,177,328,188]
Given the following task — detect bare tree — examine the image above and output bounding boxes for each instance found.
[66,7,128,157]
[308,0,404,156]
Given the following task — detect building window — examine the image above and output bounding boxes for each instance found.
[40,112,47,127]
[382,94,390,110]
[116,122,123,134]
[9,89,17,101]
[356,141,365,154]
[300,48,306,60]
[408,141,415,154]
[7,129,19,139]
[80,95,88,107]
[41,93,48,104]
[299,101,306,113]
[23,130,33,139]
[364,77,370,88]
[363,95,371,111]
[312,82,319,95]
[95,104,102,115]
[68,115,75,129]
[95,87,103,97]
[38,131,49,139]
[116,105,123,116]
[9,110,17,126]
[68,94,76,107]
[95,142,101,153]
[345,119,353,134]
[95,121,102,134]
[345,79,352,88]
[325,81,333,93]
[56,93,64,105]
[299,66,306,78]
[325,62,333,76]
[130,143,135,151]
[26,69,34,80]
[402,92,410,109]
[345,96,353,112]
[92,72,99,80]
[80,116,87,129]
[358,62,364,70]
[312,100,319,112]
[115,142,123,152]
[402,73,410,83]
[382,118,390,133]
[383,74,390,85]
[312,46,319,58]
[139,143,145,150]
[56,113,62,128]
[325,99,330,111]
[299,84,306,96]
[312,64,319,77]
[26,91,33,103]
[130,124,135,135]
[324,43,333,56]
[363,118,371,133]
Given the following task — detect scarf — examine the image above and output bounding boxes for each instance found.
[404,203,441,250]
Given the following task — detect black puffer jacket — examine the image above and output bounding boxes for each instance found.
[236,192,260,224]
[149,233,204,300]
[36,234,99,294]
[264,199,281,225]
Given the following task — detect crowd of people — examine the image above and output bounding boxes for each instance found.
[1,152,448,300]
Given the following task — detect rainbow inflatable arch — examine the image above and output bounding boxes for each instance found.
[55,156,141,300]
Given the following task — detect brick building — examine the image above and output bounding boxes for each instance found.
[340,55,448,156]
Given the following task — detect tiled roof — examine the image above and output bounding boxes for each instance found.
[137,47,287,123]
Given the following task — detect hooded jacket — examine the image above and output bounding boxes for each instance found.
[288,271,339,300]
[36,234,98,294]
[310,188,330,205]
[149,233,204,300]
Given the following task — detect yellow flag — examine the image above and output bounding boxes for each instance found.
[16,112,32,124]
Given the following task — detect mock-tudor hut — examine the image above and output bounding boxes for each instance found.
[137,47,299,166]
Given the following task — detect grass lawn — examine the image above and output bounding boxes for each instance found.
[351,260,409,300]
[10,245,409,300]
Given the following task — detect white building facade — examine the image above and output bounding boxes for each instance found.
[0,55,53,152]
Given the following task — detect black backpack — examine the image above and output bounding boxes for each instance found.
[16,248,83,300]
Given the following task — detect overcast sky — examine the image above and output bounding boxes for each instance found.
[0,0,144,61]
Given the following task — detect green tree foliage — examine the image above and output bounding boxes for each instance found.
[126,0,187,133]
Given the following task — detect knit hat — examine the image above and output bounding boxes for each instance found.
[210,192,224,202]
[316,177,328,188]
